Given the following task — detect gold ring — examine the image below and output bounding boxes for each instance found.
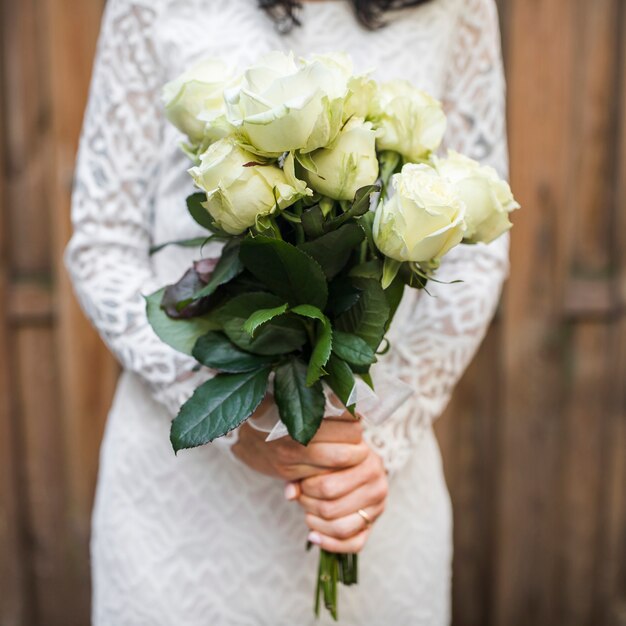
[357,508,373,527]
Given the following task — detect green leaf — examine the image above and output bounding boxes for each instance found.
[328,276,362,316]
[160,267,212,318]
[332,330,377,367]
[274,358,326,445]
[239,236,328,309]
[349,259,382,280]
[216,292,307,355]
[291,304,326,322]
[301,205,325,239]
[323,184,380,232]
[360,371,374,389]
[357,210,378,255]
[170,368,271,451]
[145,288,219,356]
[298,223,365,280]
[325,355,356,414]
[291,304,333,386]
[243,303,288,337]
[191,331,274,373]
[381,258,401,289]
[351,184,380,216]
[186,192,215,231]
[336,277,390,350]
[192,239,243,301]
[149,235,215,255]
[383,272,406,331]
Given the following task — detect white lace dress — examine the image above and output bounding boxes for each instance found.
[65,0,510,623]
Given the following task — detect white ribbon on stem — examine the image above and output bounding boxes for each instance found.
[248,368,415,441]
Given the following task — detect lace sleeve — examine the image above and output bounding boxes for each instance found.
[64,0,228,434]
[363,0,510,474]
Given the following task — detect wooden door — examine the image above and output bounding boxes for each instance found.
[0,1,624,624]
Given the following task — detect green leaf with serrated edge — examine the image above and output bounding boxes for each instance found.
[290,304,326,322]
[336,277,390,350]
[298,223,365,280]
[328,276,362,316]
[301,205,325,239]
[291,304,332,386]
[149,235,215,255]
[192,239,243,301]
[384,272,406,331]
[382,257,402,289]
[170,368,271,451]
[243,303,288,337]
[325,355,356,414]
[216,292,307,355]
[186,192,215,230]
[274,358,325,445]
[145,288,219,356]
[331,330,377,367]
[191,331,274,373]
[239,236,328,309]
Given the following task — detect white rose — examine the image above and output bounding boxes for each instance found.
[189,139,309,235]
[300,117,379,201]
[224,51,349,156]
[162,59,235,145]
[343,74,380,121]
[373,163,466,262]
[434,150,520,243]
[374,80,446,161]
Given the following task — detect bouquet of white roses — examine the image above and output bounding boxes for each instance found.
[147,50,519,620]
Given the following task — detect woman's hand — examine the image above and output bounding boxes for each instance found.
[232,400,367,482]
[289,447,388,553]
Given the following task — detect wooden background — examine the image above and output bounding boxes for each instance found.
[0,0,625,625]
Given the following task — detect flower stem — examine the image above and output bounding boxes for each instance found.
[313,549,359,620]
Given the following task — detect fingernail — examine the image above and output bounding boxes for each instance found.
[307,531,322,545]
[284,482,298,500]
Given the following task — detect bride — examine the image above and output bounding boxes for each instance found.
[65,0,510,623]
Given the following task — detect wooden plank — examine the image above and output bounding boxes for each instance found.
[0,312,29,626]
[0,0,34,624]
[2,0,98,623]
[2,0,52,275]
[560,323,613,626]
[8,280,54,321]
[600,4,626,624]
[14,325,79,626]
[495,0,576,623]
[558,2,620,624]
[42,0,116,621]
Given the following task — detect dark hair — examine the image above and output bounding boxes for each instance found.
[259,0,431,32]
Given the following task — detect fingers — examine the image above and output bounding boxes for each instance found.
[310,417,362,444]
[307,528,371,554]
[297,475,388,520]
[299,451,380,500]
[304,441,369,469]
[304,502,384,539]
